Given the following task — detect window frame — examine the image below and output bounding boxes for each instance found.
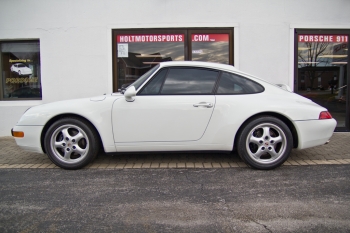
[138,66,221,95]
[0,39,42,101]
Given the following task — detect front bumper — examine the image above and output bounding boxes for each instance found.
[12,125,44,154]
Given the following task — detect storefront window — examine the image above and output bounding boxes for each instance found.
[296,32,349,130]
[113,29,234,91]
[1,41,41,100]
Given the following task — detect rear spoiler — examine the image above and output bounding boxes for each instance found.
[275,84,292,92]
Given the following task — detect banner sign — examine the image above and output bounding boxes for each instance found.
[117,34,184,43]
[191,34,229,42]
[298,35,348,43]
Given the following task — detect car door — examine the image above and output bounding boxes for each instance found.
[112,67,219,142]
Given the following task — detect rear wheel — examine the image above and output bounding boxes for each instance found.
[44,117,100,169]
[237,116,293,170]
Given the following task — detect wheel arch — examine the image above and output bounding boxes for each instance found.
[234,112,299,149]
[40,113,104,154]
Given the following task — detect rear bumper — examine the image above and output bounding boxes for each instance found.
[12,125,44,154]
[294,119,337,150]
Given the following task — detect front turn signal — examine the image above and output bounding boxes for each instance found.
[319,111,333,120]
[12,131,24,138]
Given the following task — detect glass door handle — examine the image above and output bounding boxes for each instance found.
[193,102,213,108]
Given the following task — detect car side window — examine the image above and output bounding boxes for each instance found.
[216,72,264,94]
[160,67,219,94]
[139,68,168,95]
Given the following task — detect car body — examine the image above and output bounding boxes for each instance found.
[10,63,32,76]
[12,61,337,170]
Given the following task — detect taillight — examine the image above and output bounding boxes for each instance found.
[319,111,333,119]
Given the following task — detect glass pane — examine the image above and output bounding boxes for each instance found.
[161,68,218,94]
[191,34,229,64]
[217,72,264,94]
[297,34,348,127]
[116,34,185,89]
[139,68,167,95]
[1,41,41,99]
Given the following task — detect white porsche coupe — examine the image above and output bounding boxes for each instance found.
[12,61,336,170]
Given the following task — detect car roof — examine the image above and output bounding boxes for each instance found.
[158,61,238,72]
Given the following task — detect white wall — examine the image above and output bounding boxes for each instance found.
[0,0,349,136]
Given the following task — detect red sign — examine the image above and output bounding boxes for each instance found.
[298,35,348,43]
[117,34,184,43]
[192,34,229,42]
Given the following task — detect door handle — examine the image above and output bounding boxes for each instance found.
[193,102,213,108]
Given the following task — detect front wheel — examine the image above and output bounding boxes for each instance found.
[237,116,293,170]
[44,117,100,169]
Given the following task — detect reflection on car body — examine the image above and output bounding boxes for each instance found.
[11,61,336,170]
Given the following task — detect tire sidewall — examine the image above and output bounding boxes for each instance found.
[237,116,293,170]
[44,118,99,170]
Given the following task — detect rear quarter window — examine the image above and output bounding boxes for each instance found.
[216,72,264,94]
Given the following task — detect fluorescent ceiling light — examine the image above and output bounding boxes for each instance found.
[298,47,310,51]
[298,62,319,64]
[136,54,163,58]
[331,62,348,64]
[143,62,161,64]
[319,55,348,58]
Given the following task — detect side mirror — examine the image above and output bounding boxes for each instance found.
[124,86,136,102]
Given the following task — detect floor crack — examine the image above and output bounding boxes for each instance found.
[249,219,272,233]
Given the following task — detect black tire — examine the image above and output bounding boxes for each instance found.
[44,117,100,170]
[237,116,293,170]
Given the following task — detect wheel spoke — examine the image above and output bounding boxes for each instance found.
[72,132,84,142]
[249,134,262,145]
[63,150,73,160]
[267,147,279,160]
[61,128,71,140]
[54,141,65,149]
[262,126,271,138]
[253,147,266,159]
[74,145,87,155]
[272,135,282,144]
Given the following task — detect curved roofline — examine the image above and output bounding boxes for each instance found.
[158,61,237,72]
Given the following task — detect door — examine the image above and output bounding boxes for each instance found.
[112,95,215,142]
[112,67,219,142]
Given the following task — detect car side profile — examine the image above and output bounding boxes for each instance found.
[12,61,336,170]
[10,63,32,76]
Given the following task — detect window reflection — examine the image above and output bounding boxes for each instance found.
[161,68,218,94]
[217,72,264,94]
[191,34,229,64]
[117,35,185,88]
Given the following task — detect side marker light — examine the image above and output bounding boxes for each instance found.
[12,131,24,138]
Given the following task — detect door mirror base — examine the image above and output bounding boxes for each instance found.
[124,86,136,102]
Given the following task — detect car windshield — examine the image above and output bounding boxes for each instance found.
[18,64,26,67]
[127,64,160,91]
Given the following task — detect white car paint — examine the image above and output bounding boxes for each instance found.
[12,61,336,169]
[10,63,32,76]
